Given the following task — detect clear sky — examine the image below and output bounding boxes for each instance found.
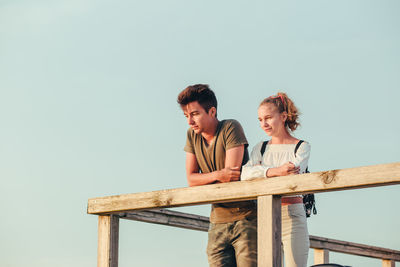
[1,0,399,266]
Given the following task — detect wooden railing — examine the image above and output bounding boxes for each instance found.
[122,209,400,266]
[87,162,400,267]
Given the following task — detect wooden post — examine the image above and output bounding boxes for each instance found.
[98,215,119,267]
[382,259,395,267]
[314,248,329,264]
[258,195,282,267]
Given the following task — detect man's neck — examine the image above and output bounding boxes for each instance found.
[201,119,219,144]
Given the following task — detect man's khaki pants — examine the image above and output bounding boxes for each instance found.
[207,217,257,267]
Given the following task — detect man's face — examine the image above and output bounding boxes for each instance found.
[182,101,215,134]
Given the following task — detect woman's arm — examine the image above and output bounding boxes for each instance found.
[241,142,274,180]
[266,162,299,177]
[266,142,310,177]
[292,141,311,174]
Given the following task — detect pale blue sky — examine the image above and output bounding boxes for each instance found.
[1,1,399,266]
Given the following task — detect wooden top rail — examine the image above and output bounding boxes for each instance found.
[88,162,400,215]
[120,209,400,262]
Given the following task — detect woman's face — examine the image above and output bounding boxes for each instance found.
[258,103,287,136]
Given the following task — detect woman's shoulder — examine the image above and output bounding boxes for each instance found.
[297,140,311,152]
[250,140,268,152]
[298,139,310,145]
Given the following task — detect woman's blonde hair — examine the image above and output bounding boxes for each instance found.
[260,92,300,131]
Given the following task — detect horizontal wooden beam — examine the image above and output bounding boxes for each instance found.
[310,235,400,261]
[88,162,400,214]
[118,209,400,262]
[120,209,209,232]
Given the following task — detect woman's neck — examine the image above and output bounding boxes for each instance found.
[269,130,298,144]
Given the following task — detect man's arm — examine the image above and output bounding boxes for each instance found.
[186,145,244,187]
[224,145,244,171]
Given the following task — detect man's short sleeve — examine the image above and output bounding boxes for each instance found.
[184,129,195,154]
[225,120,248,150]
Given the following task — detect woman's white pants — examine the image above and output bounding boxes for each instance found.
[281,203,309,267]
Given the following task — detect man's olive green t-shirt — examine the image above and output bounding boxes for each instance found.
[184,119,257,223]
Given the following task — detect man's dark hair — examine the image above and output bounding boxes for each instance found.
[177,84,218,115]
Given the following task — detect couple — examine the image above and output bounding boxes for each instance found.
[177,84,310,267]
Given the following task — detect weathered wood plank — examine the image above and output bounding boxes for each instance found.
[258,195,282,267]
[88,162,400,214]
[314,248,329,264]
[98,215,119,267]
[382,259,395,267]
[121,209,209,232]
[310,235,400,261]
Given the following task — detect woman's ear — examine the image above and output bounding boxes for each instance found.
[281,111,288,122]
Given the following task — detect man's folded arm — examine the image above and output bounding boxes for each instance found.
[185,145,244,187]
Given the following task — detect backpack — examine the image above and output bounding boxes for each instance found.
[260,140,317,217]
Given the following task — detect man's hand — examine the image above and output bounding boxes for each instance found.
[217,166,241,183]
[185,145,245,186]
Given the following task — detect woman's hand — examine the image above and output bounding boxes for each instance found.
[266,162,299,177]
[279,162,300,175]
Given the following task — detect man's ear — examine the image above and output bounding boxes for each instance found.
[209,107,217,118]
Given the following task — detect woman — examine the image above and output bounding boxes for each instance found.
[241,92,310,267]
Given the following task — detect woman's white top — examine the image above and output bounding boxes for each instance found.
[241,140,311,182]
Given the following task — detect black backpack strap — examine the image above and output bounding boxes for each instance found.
[294,140,309,173]
[294,139,316,217]
[294,140,304,155]
[260,141,269,156]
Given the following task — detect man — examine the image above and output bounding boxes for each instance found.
[177,84,257,267]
